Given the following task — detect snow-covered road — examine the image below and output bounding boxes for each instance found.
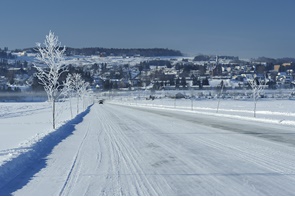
[3,103,295,195]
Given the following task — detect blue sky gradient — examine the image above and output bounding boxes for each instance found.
[0,0,294,58]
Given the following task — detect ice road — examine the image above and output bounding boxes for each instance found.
[3,103,295,195]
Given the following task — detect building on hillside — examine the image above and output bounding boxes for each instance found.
[0,76,8,90]
[274,65,280,72]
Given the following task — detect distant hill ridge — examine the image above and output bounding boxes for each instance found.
[16,47,183,57]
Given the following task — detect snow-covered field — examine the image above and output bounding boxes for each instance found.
[110,95,295,126]
[1,94,295,195]
[0,99,88,165]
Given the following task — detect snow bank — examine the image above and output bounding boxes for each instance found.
[0,105,92,193]
[109,98,295,126]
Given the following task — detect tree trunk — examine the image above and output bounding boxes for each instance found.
[174,98,176,108]
[52,100,55,129]
[217,99,221,113]
[69,97,73,119]
[253,89,256,117]
[254,100,257,118]
[217,84,224,113]
[83,96,85,110]
[77,97,79,115]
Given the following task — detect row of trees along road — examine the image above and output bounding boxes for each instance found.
[34,31,91,129]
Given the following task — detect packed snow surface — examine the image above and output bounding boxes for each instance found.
[1,98,295,195]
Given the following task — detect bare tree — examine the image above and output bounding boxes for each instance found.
[190,88,194,111]
[62,74,74,118]
[208,61,216,79]
[78,81,90,110]
[34,31,67,129]
[72,73,84,114]
[247,75,266,117]
[209,64,216,77]
[216,80,224,113]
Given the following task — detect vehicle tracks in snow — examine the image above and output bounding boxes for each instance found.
[58,122,91,195]
[96,106,159,195]
[119,104,295,148]
[10,103,295,195]
[103,103,295,195]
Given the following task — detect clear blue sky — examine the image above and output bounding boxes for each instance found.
[0,0,294,58]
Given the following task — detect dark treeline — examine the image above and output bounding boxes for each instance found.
[0,51,15,59]
[253,57,295,64]
[17,47,182,57]
[65,47,182,57]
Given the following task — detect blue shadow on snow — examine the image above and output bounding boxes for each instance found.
[0,104,93,196]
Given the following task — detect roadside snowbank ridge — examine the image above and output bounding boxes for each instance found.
[0,105,92,194]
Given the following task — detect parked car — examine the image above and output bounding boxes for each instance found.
[99,100,104,104]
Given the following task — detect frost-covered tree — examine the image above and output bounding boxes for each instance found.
[78,81,90,110]
[34,31,67,129]
[247,75,266,117]
[72,73,84,114]
[62,74,74,118]
[62,73,90,116]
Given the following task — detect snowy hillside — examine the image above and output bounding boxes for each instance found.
[12,52,186,67]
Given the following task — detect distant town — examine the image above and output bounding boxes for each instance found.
[0,46,295,94]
